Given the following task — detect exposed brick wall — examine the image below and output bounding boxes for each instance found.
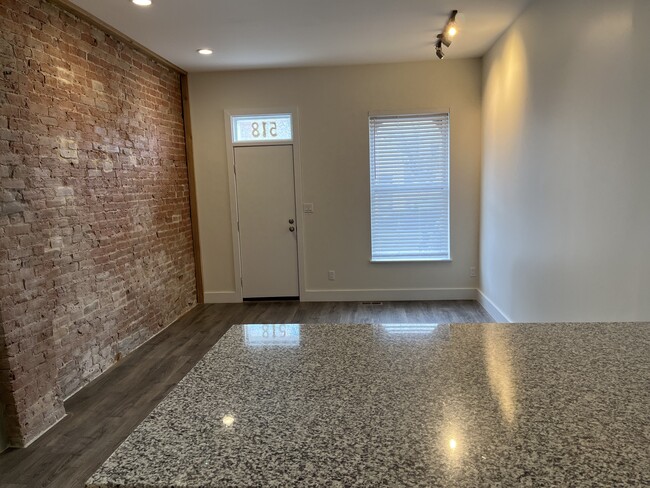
[0,0,197,446]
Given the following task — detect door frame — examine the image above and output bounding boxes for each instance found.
[224,107,305,301]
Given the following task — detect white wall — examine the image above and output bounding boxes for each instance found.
[188,60,483,301]
[481,0,650,321]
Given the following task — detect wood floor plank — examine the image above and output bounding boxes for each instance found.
[0,300,493,487]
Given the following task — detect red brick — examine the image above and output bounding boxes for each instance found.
[0,0,196,447]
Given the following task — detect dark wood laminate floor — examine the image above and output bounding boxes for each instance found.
[0,300,493,488]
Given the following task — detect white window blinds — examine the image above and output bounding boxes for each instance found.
[369,113,450,262]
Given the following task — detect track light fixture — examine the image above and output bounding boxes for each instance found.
[444,10,459,43]
[435,10,460,60]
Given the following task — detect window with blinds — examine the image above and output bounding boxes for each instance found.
[369,113,450,262]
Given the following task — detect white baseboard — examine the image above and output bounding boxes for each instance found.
[204,291,242,303]
[302,288,477,302]
[204,287,488,305]
[477,289,512,322]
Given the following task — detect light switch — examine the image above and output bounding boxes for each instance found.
[303,203,314,214]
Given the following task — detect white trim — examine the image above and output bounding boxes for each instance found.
[291,114,307,300]
[230,112,293,146]
[370,258,452,263]
[224,107,305,301]
[224,112,244,302]
[302,288,477,302]
[230,140,293,148]
[204,291,242,303]
[477,289,512,323]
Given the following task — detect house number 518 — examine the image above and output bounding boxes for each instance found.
[251,121,278,138]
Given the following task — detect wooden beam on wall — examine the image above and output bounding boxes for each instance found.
[180,74,204,304]
[48,0,186,75]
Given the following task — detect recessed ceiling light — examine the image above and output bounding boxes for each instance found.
[197,49,213,55]
[132,0,152,6]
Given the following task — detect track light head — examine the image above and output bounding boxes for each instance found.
[435,40,445,60]
[437,33,452,48]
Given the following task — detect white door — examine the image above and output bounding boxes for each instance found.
[234,145,299,298]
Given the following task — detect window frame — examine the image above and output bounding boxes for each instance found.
[230,113,294,145]
[368,110,451,263]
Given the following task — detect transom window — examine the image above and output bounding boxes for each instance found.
[369,113,450,262]
[231,114,292,143]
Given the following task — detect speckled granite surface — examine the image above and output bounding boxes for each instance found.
[87,322,650,487]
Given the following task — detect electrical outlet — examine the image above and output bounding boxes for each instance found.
[470,266,477,278]
[303,203,314,214]
[328,270,336,281]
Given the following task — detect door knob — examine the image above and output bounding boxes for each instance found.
[288,219,294,224]
[289,226,295,232]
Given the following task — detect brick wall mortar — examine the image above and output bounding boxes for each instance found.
[0,0,197,446]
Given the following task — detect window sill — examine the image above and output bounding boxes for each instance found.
[370,258,452,263]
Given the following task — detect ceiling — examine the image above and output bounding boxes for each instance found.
[70,0,531,72]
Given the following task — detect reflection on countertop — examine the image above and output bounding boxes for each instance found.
[87,322,650,487]
[243,323,301,347]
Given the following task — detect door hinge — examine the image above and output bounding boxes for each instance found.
[237,220,240,232]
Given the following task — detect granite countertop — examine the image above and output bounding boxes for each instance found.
[87,322,650,487]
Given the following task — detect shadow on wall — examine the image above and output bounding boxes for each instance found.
[481,0,650,322]
[480,28,530,322]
